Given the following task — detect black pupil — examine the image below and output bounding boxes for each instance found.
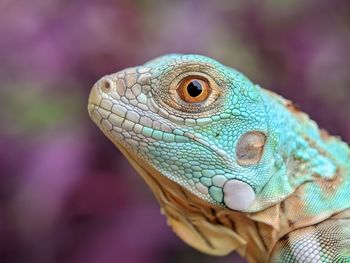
[186,80,203,97]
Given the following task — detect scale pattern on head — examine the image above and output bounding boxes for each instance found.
[88,54,277,212]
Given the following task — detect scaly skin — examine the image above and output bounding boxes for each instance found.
[88,54,350,263]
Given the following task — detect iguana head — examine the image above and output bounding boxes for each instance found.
[88,54,277,212]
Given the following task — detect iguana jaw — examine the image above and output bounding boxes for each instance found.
[88,81,258,212]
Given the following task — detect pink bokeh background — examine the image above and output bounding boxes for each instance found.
[0,1,349,262]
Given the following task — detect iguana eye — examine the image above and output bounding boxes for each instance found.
[177,77,211,103]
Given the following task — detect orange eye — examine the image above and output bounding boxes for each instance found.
[177,77,211,103]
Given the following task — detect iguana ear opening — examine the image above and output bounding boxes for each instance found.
[236,131,266,166]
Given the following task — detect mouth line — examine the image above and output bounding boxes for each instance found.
[89,102,233,166]
[89,102,192,144]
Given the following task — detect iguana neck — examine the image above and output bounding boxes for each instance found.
[250,87,350,212]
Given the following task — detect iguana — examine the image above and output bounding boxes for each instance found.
[88,54,350,263]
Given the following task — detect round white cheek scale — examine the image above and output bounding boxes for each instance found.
[223,179,256,211]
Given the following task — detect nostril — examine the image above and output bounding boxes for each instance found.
[100,79,113,93]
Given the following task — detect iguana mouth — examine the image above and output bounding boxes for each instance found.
[88,101,191,144]
[88,72,258,212]
[88,81,235,166]
[89,100,237,170]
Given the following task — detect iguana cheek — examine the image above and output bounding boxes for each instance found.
[223,179,256,211]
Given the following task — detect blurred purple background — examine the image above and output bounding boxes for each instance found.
[0,0,349,262]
